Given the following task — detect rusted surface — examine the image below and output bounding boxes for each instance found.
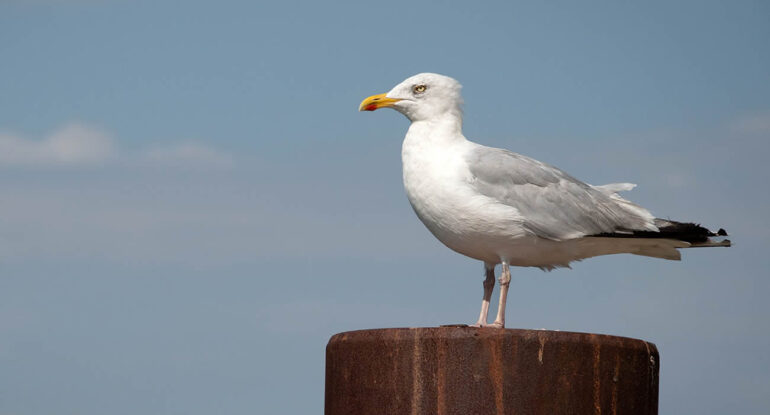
[325,327,658,415]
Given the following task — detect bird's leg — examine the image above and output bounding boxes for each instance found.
[490,262,511,328]
[471,263,496,327]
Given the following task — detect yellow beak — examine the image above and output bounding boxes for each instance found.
[359,93,402,111]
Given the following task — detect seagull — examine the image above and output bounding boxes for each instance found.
[359,73,730,328]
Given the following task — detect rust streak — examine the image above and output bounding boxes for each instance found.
[411,329,422,415]
[611,353,620,415]
[437,330,446,415]
[593,343,602,415]
[488,336,504,415]
[537,333,546,364]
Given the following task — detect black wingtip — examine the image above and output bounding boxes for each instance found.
[591,220,730,245]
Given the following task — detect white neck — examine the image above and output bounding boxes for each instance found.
[404,113,466,147]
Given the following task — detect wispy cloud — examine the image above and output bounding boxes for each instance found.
[144,142,234,168]
[731,110,770,135]
[0,122,235,169]
[0,123,115,167]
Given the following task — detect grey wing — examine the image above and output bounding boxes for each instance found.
[465,147,657,240]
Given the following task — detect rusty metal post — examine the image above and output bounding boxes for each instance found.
[325,327,658,415]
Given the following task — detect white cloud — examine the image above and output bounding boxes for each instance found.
[0,123,115,167]
[144,142,234,167]
[0,123,235,169]
[665,172,691,188]
[731,110,770,135]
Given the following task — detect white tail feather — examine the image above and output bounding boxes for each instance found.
[593,182,637,194]
[575,237,690,261]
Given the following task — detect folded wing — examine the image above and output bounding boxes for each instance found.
[465,146,658,241]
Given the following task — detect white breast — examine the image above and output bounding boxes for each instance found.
[401,125,527,263]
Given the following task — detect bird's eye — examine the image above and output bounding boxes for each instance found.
[413,84,427,94]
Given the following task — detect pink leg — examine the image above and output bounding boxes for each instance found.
[471,263,496,327]
[489,262,511,328]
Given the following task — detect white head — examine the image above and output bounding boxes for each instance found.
[359,73,463,122]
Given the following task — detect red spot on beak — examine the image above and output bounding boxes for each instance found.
[364,104,378,111]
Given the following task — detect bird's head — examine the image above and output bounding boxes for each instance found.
[359,73,463,122]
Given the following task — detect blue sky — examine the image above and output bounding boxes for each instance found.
[1,0,769,413]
